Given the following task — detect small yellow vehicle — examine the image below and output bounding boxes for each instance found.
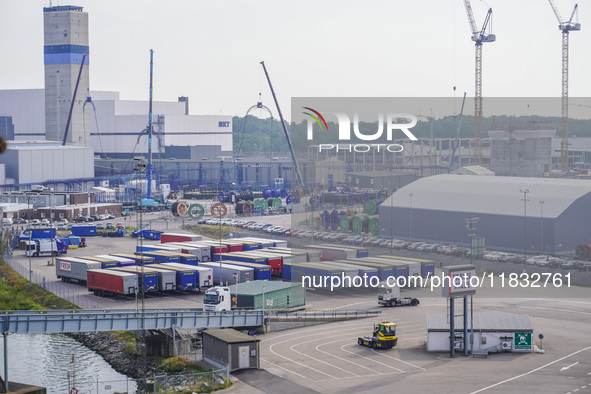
[357,322,398,349]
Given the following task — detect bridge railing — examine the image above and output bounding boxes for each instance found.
[267,309,381,319]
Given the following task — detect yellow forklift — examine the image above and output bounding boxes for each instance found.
[358,322,397,349]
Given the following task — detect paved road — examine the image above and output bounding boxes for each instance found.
[258,297,591,394]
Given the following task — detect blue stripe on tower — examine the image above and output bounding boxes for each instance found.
[44,46,90,65]
[44,45,89,54]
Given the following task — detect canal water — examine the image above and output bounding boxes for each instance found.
[0,333,137,393]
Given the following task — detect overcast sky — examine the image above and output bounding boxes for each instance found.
[1,0,589,120]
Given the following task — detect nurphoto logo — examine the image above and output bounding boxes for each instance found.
[303,107,418,153]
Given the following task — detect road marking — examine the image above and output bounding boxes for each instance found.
[334,300,376,309]
[269,340,338,380]
[259,357,318,382]
[289,338,361,377]
[314,338,382,374]
[561,362,580,372]
[370,348,426,371]
[470,345,591,393]
[339,343,404,372]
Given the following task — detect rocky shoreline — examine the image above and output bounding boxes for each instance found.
[69,332,158,379]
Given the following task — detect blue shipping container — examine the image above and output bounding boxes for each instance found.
[71,225,97,237]
[20,228,56,241]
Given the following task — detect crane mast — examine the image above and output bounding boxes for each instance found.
[548,1,580,171]
[463,1,495,166]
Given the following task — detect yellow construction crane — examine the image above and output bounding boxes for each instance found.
[463,1,495,166]
[548,1,581,171]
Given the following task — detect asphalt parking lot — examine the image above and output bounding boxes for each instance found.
[6,213,591,393]
[257,297,591,394]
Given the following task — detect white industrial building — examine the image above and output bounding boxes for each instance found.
[426,314,534,353]
[0,141,94,191]
[88,91,232,155]
[0,89,232,154]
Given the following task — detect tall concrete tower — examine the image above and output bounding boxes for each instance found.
[43,5,90,146]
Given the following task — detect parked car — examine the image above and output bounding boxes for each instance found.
[483,252,503,261]
[525,255,550,265]
[407,242,425,251]
[30,219,41,225]
[12,218,27,224]
[96,223,104,229]
[116,222,125,229]
[106,222,115,229]
[1,218,13,225]
[561,260,578,270]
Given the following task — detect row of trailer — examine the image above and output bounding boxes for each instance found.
[55,254,214,297]
[283,250,436,289]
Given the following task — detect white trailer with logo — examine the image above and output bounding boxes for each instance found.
[56,257,101,284]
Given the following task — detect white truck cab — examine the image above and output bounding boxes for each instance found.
[203,287,234,311]
[378,283,420,307]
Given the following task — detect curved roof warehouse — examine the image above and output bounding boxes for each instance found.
[378,174,591,254]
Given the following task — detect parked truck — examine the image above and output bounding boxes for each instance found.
[87,269,138,297]
[56,257,101,284]
[203,286,234,311]
[377,284,419,307]
[25,239,66,257]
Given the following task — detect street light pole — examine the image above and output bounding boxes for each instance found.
[390,168,394,255]
[27,195,32,287]
[409,193,414,242]
[50,188,55,267]
[520,189,530,273]
[539,200,545,253]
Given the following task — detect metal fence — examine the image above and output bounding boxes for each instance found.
[269,309,381,319]
[62,366,229,393]
[151,366,230,394]
[3,251,101,310]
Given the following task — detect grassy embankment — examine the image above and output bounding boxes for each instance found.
[0,257,232,392]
